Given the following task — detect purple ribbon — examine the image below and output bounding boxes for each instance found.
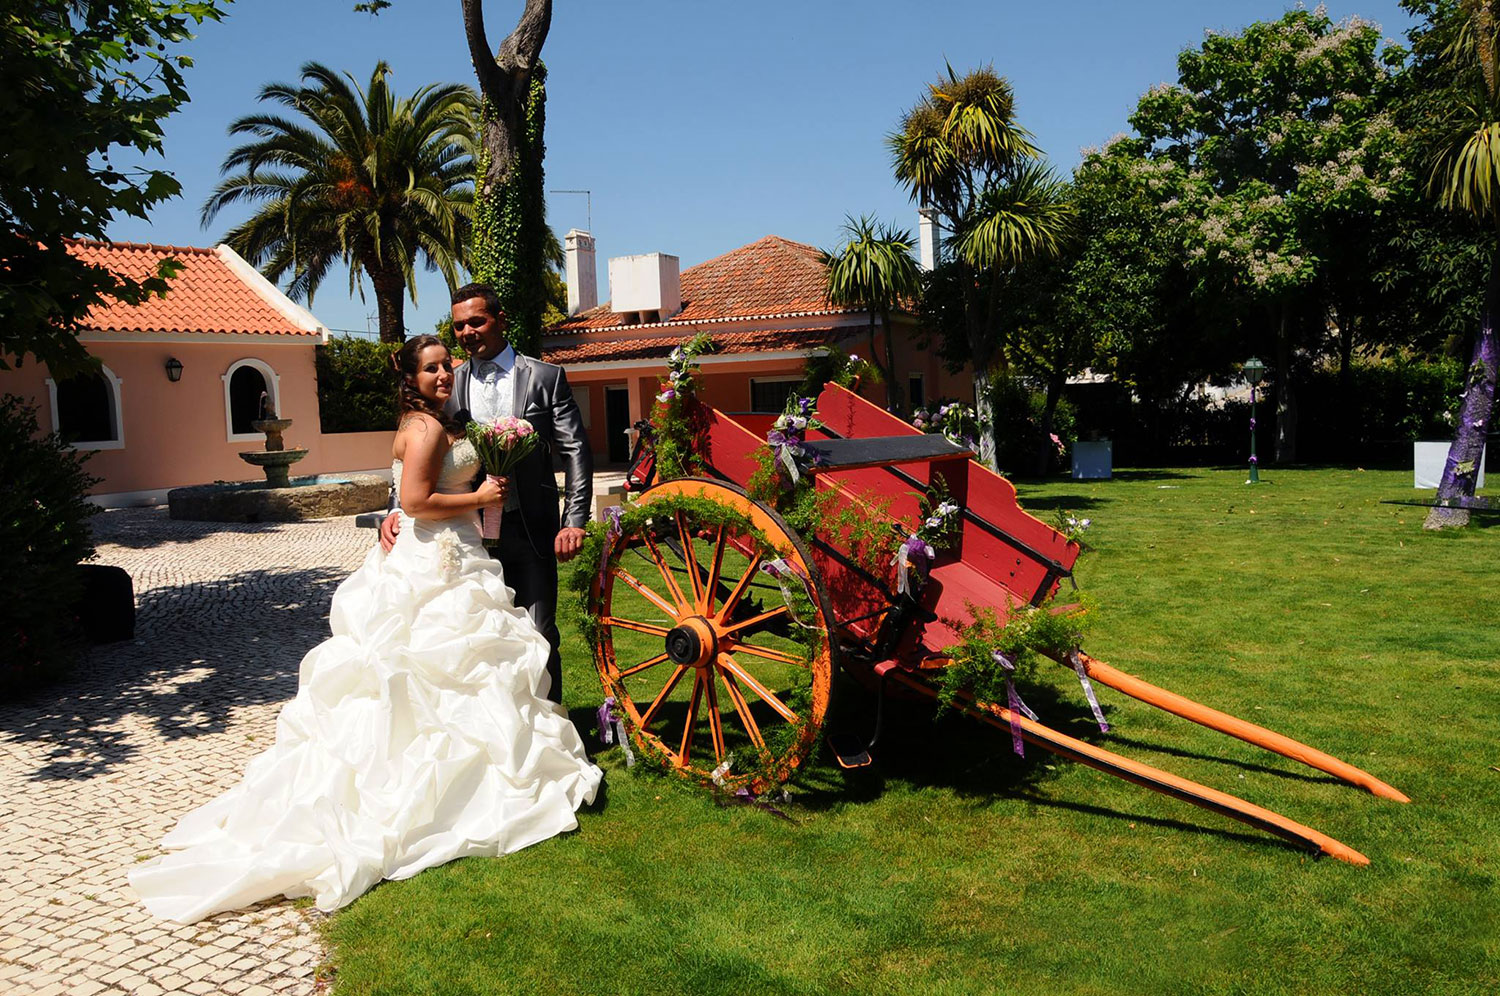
[759,559,819,630]
[597,505,623,590]
[1068,650,1109,732]
[596,696,635,767]
[893,534,934,595]
[719,787,794,822]
[993,651,1039,756]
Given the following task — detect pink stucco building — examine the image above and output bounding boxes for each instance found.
[0,240,394,506]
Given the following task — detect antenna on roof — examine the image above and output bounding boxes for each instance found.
[549,189,591,233]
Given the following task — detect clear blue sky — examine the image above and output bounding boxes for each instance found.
[107,0,1419,337]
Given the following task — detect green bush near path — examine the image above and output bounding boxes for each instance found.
[320,468,1498,995]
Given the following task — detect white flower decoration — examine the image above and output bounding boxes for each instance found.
[435,529,463,580]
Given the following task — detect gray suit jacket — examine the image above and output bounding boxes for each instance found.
[445,352,593,557]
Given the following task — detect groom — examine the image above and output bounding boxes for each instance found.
[381,282,592,703]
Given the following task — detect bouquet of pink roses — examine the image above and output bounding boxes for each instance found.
[465,415,539,541]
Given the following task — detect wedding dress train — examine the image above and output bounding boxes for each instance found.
[130,438,601,923]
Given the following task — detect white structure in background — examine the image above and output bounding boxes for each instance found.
[564,229,598,316]
[918,206,940,272]
[607,252,682,325]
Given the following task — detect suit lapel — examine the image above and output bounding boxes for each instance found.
[511,353,531,418]
[449,360,471,417]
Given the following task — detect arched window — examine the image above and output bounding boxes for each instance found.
[222,358,281,442]
[46,365,124,450]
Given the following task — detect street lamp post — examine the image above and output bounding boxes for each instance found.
[1244,357,1266,484]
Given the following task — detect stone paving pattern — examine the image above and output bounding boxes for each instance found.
[1,509,378,995]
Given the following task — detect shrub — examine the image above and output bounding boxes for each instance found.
[314,337,400,433]
[0,395,99,694]
[987,373,1077,475]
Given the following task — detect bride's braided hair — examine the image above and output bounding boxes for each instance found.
[394,334,461,433]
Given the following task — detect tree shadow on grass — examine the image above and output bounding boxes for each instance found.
[1009,494,1110,513]
[0,564,348,781]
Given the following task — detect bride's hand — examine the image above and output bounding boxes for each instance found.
[475,476,508,507]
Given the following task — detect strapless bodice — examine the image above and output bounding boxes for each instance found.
[392,437,480,506]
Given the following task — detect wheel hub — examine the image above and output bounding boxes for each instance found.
[665,615,717,668]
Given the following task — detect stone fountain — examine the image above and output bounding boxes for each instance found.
[166,415,387,523]
[238,417,309,488]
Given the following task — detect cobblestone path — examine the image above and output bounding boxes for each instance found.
[1,509,375,996]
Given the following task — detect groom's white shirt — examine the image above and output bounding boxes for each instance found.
[465,344,521,511]
[467,344,516,424]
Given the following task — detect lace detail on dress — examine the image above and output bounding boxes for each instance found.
[391,437,481,508]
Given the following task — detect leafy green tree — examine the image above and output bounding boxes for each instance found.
[0,0,227,377]
[890,66,1072,464]
[1403,0,1500,527]
[203,62,477,343]
[821,216,923,412]
[1125,9,1406,462]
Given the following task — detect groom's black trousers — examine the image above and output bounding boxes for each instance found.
[496,510,563,704]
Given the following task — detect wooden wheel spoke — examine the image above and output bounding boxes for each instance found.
[609,567,679,619]
[703,668,727,762]
[639,664,690,729]
[602,616,671,638]
[725,639,807,667]
[680,671,704,764]
[703,525,727,615]
[675,512,705,608]
[619,652,670,679]
[720,605,790,637]
[715,551,764,623]
[718,653,798,724]
[641,530,690,609]
[718,669,765,750]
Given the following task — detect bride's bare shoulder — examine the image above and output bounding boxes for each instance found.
[394,412,447,462]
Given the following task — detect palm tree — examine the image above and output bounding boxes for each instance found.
[822,216,923,412]
[1421,1,1500,528]
[203,62,477,343]
[890,65,1072,465]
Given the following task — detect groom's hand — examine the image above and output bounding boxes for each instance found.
[378,512,401,553]
[555,526,586,563]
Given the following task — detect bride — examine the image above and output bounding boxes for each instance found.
[130,334,602,924]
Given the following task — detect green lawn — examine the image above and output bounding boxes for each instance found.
[321,467,1499,995]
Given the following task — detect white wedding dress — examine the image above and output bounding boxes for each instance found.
[130,438,602,924]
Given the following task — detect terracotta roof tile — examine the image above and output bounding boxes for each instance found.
[64,239,321,336]
[550,235,850,333]
[542,326,851,365]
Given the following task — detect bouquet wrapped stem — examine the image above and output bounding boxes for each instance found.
[465,416,540,543]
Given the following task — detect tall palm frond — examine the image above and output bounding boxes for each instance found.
[956,162,1075,270]
[822,215,923,409]
[203,61,478,342]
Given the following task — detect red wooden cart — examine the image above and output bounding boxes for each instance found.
[587,382,1405,864]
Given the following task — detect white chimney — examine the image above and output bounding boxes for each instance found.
[918,206,940,272]
[607,252,681,323]
[564,229,598,315]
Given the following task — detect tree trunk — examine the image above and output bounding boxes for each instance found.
[463,0,551,202]
[973,364,996,468]
[1036,369,1065,476]
[1424,252,1500,530]
[372,266,406,343]
[1274,304,1297,464]
[880,308,900,412]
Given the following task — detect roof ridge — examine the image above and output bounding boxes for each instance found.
[63,237,217,255]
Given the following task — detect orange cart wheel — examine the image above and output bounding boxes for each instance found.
[591,478,835,792]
